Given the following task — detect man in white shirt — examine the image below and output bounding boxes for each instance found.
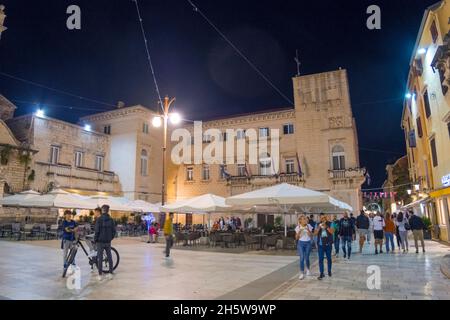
[373,211,386,254]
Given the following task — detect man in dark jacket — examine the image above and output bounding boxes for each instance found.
[339,212,355,259]
[356,210,370,253]
[95,205,116,280]
[408,211,426,253]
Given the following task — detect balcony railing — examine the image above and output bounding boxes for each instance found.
[36,162,118,183]
[328,167,365,180]
[227,173,304,186]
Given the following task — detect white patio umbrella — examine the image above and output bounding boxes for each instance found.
[0,190,41,206]
[86,195,133,211]
[18,189,94,209]
[226,183,353,236]
[127,200,160,213]
[160,194,231,229]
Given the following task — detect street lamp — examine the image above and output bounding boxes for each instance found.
[407,189,412,195]
[152,96,180,206]
[414,184,420,191]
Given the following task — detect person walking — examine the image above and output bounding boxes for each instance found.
[331,215,340,257]
[295,215,313,280]
[409,211,426,253]
[314,213,334,280]
[308,214,317,250]
[393,212,401,249]
[395,211,409,253]
[164,212,174,258]
[339,212,355,259]
[62,210,77,268]
[94,205,116,280]
[384,212,396,253]
[373,211,385,254]
[367,212,374,244]
[355,210,370,253]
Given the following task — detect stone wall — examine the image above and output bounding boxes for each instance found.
[0,207,59,224]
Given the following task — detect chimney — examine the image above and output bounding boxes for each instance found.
[117,101,125,109]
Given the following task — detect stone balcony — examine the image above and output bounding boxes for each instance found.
[34,161,119,192]
[228,173,304,187]
[328,167,366,180]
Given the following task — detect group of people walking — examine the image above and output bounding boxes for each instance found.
[296,210,428,281]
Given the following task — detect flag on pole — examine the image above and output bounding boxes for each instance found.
[245,161,252,177]
[296,152,303,177]
[364,170,371,186]
[220,164,231,179]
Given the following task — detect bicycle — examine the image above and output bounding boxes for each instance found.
[62,234,120,278]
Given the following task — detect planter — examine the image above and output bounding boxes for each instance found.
[424,229,432,240]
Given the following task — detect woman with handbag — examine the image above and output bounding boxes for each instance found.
[295,215,313,280]
[395,211,409,253]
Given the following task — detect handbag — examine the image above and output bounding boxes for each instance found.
[404,221,411,231]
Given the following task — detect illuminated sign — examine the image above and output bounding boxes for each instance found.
[442,174,450,187]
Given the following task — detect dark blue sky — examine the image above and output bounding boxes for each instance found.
[0,0,438,188]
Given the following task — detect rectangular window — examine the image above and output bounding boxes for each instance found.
[95,155,104,171]
[219,165,228,179]
[186,167,193,181]
[74,151,84,167]
[202,165,210,181]
[237,130,246,139]
[143,122,149,134]
[423,90,431,118]
[203,134,211,143]
[332,155,345,170]
[259,127,269,137]
[103,125,111,135]
[430,138,438,167]
[285,159,295,174]
[416,117,423,138]
[237,164,246,176]
[430,20,439,43]
[283,123,294,135]
[50,146,60,164]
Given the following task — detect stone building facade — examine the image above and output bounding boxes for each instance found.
[401,0,450,243]
[5,110,120,195]
[80,104,163,202]
[167,69,365,217]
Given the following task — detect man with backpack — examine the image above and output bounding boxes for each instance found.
[356,210,370,253]
[94,204,116,280]
[409,211,426,253]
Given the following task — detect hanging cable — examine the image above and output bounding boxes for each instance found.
[359,147,405,155]
[10,99,111,112]
[187,0,294,106]
[361,181,415,191]
[0,71,116,107]
[132,0,164,113]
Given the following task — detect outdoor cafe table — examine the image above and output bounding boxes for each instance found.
[253,234,268,250]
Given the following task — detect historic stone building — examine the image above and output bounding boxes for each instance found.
[3,100,120,195]
[166,69,365,218]
[401,0,450,242]
[80,103,163,202]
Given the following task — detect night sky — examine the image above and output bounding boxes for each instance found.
[0,0,439,188]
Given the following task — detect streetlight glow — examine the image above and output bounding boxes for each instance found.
[35,109,45,117]
[152,116,162,128]
[407,189,412,195]
[84,124,91,131]
[414,184,420,191]
[417,48,427,55]
[169,112,181,125]
[405,93,412,99]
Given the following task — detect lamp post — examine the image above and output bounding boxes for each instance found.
[152,96,180,206]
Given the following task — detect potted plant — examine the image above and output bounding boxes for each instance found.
[422,216,432,239]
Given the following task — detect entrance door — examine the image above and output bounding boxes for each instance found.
[257,214,266,228]
[267,215,274,226]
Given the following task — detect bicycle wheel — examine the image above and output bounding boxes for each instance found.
[101,247,120,273]
[62,246,78,278]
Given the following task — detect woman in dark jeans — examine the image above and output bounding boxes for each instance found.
[393,213,401,248]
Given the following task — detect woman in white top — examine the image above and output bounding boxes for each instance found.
[395,211,409,253]
[296,215,313,280]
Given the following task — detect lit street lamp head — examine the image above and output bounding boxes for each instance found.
[169,112,181,125]
[152,116,162,128]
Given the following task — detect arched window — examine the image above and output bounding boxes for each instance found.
[140,149,148,176]
[259,153,272,176]
[331,145,345,170]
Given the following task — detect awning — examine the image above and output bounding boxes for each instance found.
[430,186,450,199]
[401,196,429,210]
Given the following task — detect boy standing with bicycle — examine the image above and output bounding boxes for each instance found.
[94,205,116,281]
[62,210,77,268]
